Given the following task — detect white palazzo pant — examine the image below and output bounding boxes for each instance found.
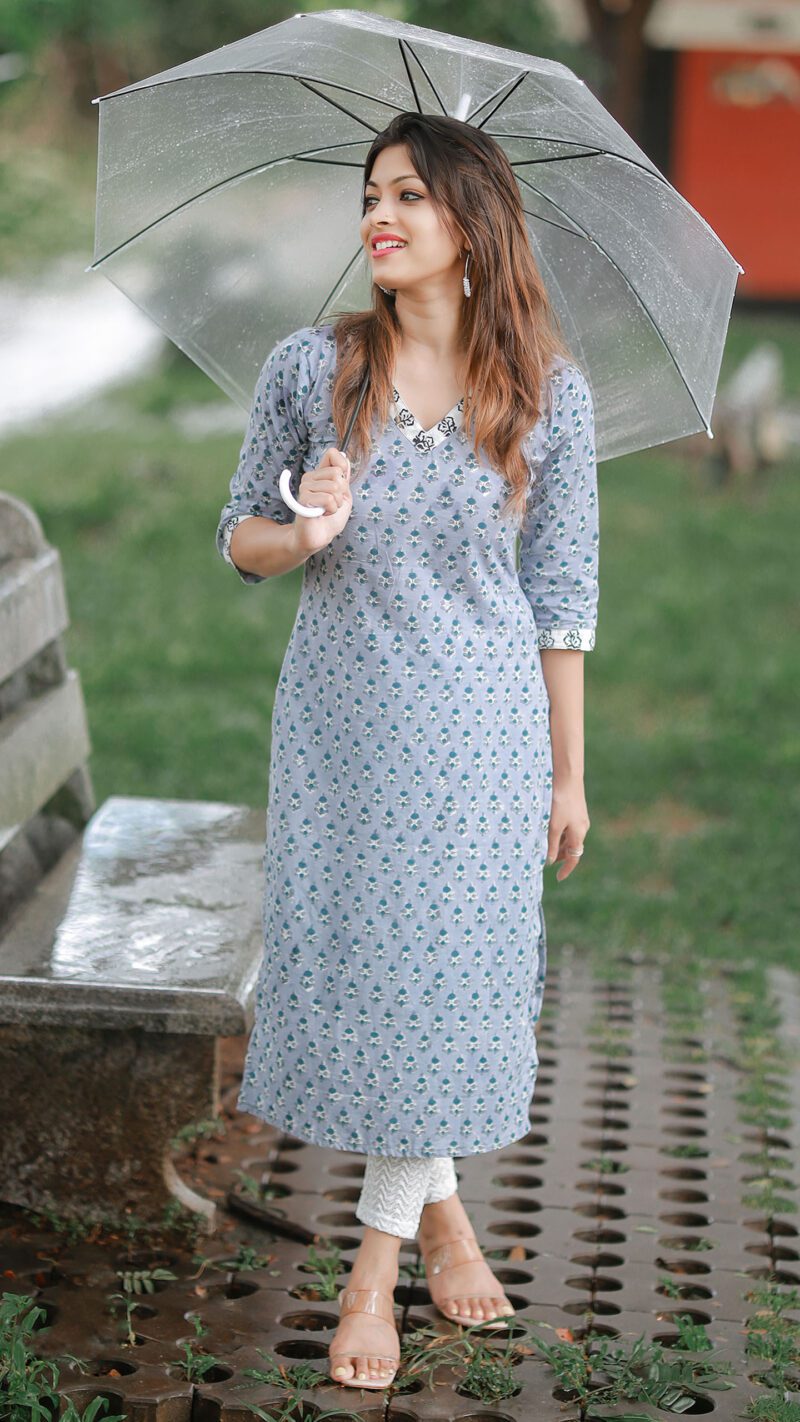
[355,1155,459,1239]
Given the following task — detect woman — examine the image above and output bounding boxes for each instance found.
[216,111,599,1390]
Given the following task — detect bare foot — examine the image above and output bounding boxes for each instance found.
[419,1191,514,1325]
[329,1227,401,1386]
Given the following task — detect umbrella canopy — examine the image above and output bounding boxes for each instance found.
[88,7,743,461]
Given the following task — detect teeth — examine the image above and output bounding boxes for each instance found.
[374,240,406,251]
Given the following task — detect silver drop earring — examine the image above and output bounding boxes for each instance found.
[377,284,395,296]
[463,250,472,298]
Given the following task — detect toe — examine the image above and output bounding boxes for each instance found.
[355,1355,370,1381]
[458,1298,473,1317]
[332,1358,354,1380]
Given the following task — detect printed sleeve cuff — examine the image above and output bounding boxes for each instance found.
[221,514,258,569]
[538,626,596,651]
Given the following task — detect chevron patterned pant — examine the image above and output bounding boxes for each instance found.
[355,1155,459,1239]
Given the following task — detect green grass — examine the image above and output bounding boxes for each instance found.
[1,304,797,971]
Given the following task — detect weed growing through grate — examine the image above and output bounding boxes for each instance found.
[533,1327,735,1414]
[0,1292,127,1422]
[168,1311,227,1382]
[109,1265,178,1345]
[236,1350,365,1421]
[234,1168,284,1201]
[744,1281,800,1404]
[393,1315,529,1401]
[298,1242,344,1299]
[584,1154,630,1175]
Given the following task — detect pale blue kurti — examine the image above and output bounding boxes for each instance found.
[216,322,599,1156]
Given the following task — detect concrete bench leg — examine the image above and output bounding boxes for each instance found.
[0,1023,220,1231]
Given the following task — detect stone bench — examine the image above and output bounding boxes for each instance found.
[0,492,265,1232]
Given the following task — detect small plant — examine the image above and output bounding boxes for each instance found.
[0,1292,127,1422]
[169,1312,222,1383]
[298,1242,343,1299]
[670,1313,713,1351]
[170,1114,227,1150]
[109,1266,178,1345]
[232,1168,283,1201]
[236,1347,365,1420]
[533,1327,733,1413]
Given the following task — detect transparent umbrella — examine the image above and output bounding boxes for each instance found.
[87,6,744,464]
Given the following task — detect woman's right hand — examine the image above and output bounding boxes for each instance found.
[292,447,353,555]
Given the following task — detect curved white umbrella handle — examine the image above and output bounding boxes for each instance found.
[279,467,325,517]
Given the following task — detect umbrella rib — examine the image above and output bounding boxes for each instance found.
[313,245,366,327]
[294,76,383,134]
[521,206,586,240]
[516,170,709,432]
[470,70,529,129]
[400,39,448,115]
[499,132,669,186]
[397,38,424,114]
[89,140,374,268]
[513,149,605,167]
[94,68,410,114]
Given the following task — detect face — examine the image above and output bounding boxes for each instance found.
[360,143,465,294]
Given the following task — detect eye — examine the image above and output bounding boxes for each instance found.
[363,190,423,210]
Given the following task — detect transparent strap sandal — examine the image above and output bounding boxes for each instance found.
[329,1286,400,1388]
[421,1235,515,1328]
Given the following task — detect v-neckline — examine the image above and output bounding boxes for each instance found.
[390,382,465,452]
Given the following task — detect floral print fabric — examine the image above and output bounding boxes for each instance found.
[216,323,599,1156]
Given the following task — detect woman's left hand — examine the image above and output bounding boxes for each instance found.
[546,775,590,882]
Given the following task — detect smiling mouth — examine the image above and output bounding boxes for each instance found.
[371,242,407,255]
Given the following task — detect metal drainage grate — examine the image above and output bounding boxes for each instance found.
[2,947,797,1421]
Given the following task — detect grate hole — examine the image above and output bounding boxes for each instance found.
[323,1187,361,1203]
[561,1298,620,1316]
[580,1138,629,1153]
[316,1212,360,1226]
[303,1235,361,1253]
[744,1267,800,1284]
[575,1181,626,1197]
[655,1283,714,1300]
[455,1383,522,1400]
[583,1117,630,1132]
[88,1360,138,1377]
[278,1310,336,1331]
[655,1309,712,1325]
[656,1258,712,1275]
[490,1174,543,1189]
[570,1253,625,1268]
[274,1340,328,1359]
[660,1167,708,1181]
[570,1323,620,1340]
[659,1189,710,1204]
[487,1221,540,1239]
[659,1235,716,1252]
[744,1243,799,1261]
[744,1218,798,1237]
[574,1203,627,1220]
[572,1228,626,1245]
[488,1196,541,1213]
[564,1275,624,1293]
[664,1070,708,1081]
[662,1126,707,1139]
[659,1213,712,1228]
[662,1106,707,1119]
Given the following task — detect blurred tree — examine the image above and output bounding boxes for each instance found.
[581,0,657,142]
[0,0,592,119]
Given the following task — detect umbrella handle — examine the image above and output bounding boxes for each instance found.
[279,467,325,516]
[279,365,370,517]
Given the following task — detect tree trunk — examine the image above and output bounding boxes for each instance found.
[582,0,658,143]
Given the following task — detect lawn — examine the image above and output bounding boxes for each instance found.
[2,300,798,971]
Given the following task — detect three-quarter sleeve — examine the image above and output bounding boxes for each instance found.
[517,361,599,650]
[215,329,312,584]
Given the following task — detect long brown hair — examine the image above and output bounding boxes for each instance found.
[329,111,575,525]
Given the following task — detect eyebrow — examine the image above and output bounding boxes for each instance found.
[364,174,423,189]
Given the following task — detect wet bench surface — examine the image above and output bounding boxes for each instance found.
[0,793,265,1229]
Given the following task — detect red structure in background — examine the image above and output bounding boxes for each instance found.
[670,47,800,298]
